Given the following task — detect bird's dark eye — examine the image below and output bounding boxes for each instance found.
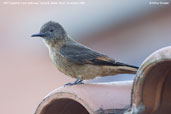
[50,29,54,32]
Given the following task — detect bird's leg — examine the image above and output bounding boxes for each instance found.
[64,78,84,86]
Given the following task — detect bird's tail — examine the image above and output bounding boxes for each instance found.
[114,62,139,74]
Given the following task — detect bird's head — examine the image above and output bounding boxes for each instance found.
[31,21,67,42]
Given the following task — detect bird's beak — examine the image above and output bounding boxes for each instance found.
[31,33,47,37]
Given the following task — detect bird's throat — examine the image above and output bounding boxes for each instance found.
[43,39,65,49]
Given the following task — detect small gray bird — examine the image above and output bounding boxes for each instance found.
[32,21,138,85]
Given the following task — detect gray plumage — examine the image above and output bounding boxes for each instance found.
[60,43,138,68]
[32,21,138,81]
[60,43,108,65]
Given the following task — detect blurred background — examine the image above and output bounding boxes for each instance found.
[0,0,170,114]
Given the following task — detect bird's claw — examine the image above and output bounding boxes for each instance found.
[64,79,84,87]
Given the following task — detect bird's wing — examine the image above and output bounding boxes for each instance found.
[60,44,118,66]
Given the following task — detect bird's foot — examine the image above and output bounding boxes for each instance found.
[64,78,84,87]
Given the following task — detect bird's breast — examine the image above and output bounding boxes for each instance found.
[49,48,61,65]
[48,48,74,74]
